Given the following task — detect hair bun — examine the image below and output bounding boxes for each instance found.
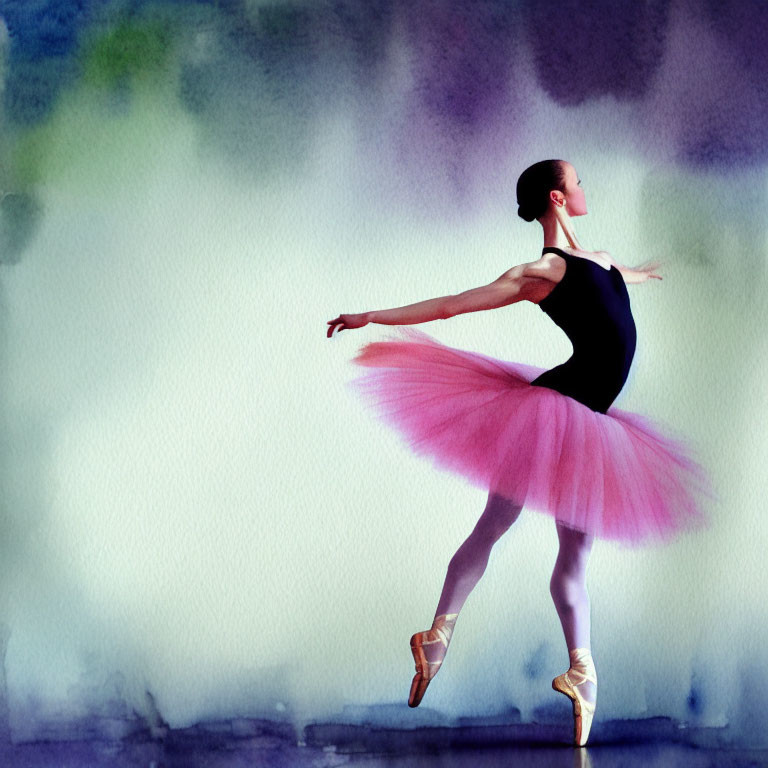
[517,205,535,223]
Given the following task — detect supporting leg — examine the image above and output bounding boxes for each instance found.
[550,521,597,746]
[550,521,594,652]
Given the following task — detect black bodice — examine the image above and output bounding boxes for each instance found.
[530,246,637,413]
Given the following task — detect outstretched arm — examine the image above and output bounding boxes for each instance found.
[604,254,663,284]
[327,264,537,337]
[368,293,453,325]
[326,293,451,337]
[442,264,530,317]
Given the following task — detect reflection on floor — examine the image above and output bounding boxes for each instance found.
[0,714,765,768]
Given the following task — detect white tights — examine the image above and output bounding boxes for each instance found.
[430,491,596,703]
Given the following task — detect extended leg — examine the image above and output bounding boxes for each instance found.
[408,491,523,707]
[435,491,524,617]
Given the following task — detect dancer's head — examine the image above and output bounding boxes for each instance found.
[516,160,586,222]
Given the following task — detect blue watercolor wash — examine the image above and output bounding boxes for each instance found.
[1,0,95,61]
[686,683,703,715]
[1,0,98,124]
[0,192,42,265]
[523,641,548,680]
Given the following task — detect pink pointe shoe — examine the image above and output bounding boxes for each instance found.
[408,613,458,708]
[552,647,597,746]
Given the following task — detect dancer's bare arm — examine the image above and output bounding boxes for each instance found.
[600,252,663,284]
[443,260,561,317]
[326,259,561,336]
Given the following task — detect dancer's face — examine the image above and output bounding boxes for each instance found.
[560,163,587,216]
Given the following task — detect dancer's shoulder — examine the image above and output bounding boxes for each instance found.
[496,255,563,281]
[495,257,567,304]
[520,255,567,284]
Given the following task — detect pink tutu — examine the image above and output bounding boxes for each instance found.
[346,327,715,548]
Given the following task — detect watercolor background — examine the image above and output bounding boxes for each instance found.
[0,0,765,750]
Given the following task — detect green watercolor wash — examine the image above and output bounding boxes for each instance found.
[10,86,195,192]
[80,17,175,88]
[638,170,729,268]
[12,122,64,190]
[8,14,188,190]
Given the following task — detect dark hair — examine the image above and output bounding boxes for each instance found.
[516,160,568,222]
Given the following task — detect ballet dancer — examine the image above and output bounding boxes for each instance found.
[326,160,711,747]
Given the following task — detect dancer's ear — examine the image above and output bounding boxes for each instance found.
[549,189,564,207]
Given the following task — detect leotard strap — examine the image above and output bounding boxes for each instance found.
[542,246,570,257]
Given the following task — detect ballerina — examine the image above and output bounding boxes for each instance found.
[326,159,712,747]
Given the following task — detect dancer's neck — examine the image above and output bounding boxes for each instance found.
[541,210,582,251]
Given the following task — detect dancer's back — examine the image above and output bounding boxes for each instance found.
[530,247,637,414]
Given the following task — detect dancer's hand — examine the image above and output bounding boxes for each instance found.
[327,312,369,337]
[636,261,662,281]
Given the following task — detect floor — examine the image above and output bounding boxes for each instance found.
[0,717,765,768]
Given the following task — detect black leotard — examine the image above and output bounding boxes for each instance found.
[530,247,637,414]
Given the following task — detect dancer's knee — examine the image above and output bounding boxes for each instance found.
[549,575,587,610]
[556,521,595,555]
[473,492,523,541]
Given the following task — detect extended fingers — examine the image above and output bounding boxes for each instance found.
[326,320,345,337]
